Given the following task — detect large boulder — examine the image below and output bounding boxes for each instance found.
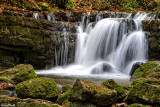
[69,102,96,107]
[0,64,37,84]
[0,95,59,107]
[131,61,160,81]
[125,79,160,105]
[62,84,72,93]
[69,79,117,106]
[16,77,58,101]
[102,79,125,101]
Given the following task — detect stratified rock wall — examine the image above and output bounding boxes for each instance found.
[0,13,76,69]
[142,20,160,60]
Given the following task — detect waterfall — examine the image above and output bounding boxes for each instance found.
[37,12,156,79]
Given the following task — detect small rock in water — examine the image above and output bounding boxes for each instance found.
[91,62,112,74]
[130,62,143,75]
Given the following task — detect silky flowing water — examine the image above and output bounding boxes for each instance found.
[36,12,156,81]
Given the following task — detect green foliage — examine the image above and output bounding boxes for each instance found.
[65,0,74,10]
[124,0,139,11]
[38,3,49,11]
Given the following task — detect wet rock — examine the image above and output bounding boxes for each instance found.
[125,79,160,105]
[0,95,59,107]
[0,82,15,90]
[142,20,160,61]
[56,90,71,105]
[128,103,148,107]
[0,14,76,69]
[69,79,117,106]
[102,79,126,102]
[91,63,113,74]
[70,102,96,107]
[16,77,58,101]
[131,61,160,81]
[0,64,37,84]
[62,84,72,93]
[130,62,143,75]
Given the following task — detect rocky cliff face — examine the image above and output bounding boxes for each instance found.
[142,20,160,61]
[0,10,159,69]
[0,12,77,69]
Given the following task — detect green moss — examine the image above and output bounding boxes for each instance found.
[62,84,72,93]
[0,95,59,107]
[0,77,14,83]
[102,79,125,98]
[126,79,160,104]
[62,100,72,106]
[16,77,58,100]
[12,65,37,84]
[131,79,147,86]
[56,90,71,105]
[128,103,148,107]
[132,61,159,78]
[69,79,117,106]
[0,64,37,84]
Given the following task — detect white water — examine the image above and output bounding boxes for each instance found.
[37,12,156,79]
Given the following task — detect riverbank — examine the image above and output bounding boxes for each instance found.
[0,61,160,107]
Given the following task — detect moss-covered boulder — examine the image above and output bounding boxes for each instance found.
[56,90,71,105]
[69,79,117,106]
[0,95,59,107]
[102,79,125,101]
[62,84,72,93]
[131,61,160,81]
[69,102,96,107]
[62,100,72,107]
[125,79,160,105]
[0,64,37,84]
[128,103,148,107]
[16,77,58,101]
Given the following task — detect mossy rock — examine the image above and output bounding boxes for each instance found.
[56,90,71,105]
[0,64,37,84]
[131,78,147,86]
[11,64,37,84]
[16,77,58,101]
[69,79,117,106]
[69,102,96,107]
[0,95,59,107]
[128,103,148,107]
[125,79,160,105]
[102,79,125,100]
[62,100,72,107]
[131,61,160,81]
[62,84,72,93]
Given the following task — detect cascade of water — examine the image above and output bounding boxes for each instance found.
[37,12,156,79]
[33,13,39,19]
